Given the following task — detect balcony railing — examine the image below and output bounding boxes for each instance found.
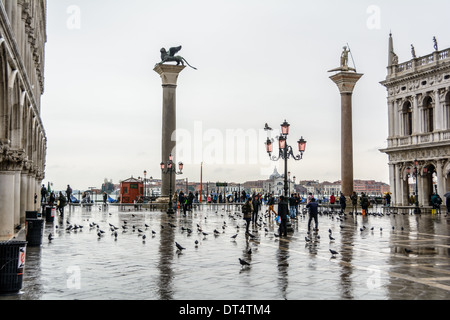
[389,48,450,77]
[387,129,450,149]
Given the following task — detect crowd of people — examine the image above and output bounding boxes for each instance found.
[38,182,449,229]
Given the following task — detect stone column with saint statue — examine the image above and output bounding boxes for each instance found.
[328,46,364,197]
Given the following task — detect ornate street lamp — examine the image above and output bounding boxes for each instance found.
[265,120,307,198]
[161,154,183,214]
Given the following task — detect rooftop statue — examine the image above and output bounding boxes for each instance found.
[157,46,197,70]
[328,45,356,73]
[433,36,439,51]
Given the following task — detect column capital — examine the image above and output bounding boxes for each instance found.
[0,148,26,171]
[0,140,26,171]
[154,64,185,86]
[329,71,364,94]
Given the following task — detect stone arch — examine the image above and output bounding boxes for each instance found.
[445,161,450,178]
[445,91,450,130]
[422,161,437,205]
[422,95,434,133]
[401,100,413,136]
[0,41,9,140]
[10,75,23,149]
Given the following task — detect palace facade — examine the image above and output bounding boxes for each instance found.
[380,34,450,206]
[0,0,47,239]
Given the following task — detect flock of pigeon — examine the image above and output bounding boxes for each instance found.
[45,205,419,269]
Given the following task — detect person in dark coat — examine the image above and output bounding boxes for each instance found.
[446,194,450,215]
[242,198,253,234]
[252,195,261,223]
[277,196,289,237]
[339,193,346,214]
[306,197,319,233]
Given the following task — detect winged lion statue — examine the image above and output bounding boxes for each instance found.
[157,46,197,70]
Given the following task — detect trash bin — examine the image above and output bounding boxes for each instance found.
[26,219,44,247]
[0,240,27,294]
[26,211,38,219]
[45,206,55,223]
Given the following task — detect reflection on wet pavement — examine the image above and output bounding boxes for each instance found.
[1,205,449,300]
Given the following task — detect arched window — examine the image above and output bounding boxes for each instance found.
[446,92,450,130]
[423,96,434,133]
[402,101,413,136]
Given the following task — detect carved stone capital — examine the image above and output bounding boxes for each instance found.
[0,147,27,171]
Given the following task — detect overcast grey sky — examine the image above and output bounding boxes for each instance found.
[41,0,450,191]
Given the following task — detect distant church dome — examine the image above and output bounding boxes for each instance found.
[269,167,282,180]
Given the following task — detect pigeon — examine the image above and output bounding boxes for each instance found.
[239,258,251,267]
[48,233,54,241]
[142,235,147,241]
[305,236,311,242]
[231,234,238,240]
[247,232,256,239]
[405,248,413,254]
[264,123,273,131]
[152,230,156,236]
[195,240,199,246]
[329,249,339,256]
[175,242,186,251]
[329,234,335,241]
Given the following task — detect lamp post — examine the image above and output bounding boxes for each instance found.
[143,170,147,201]
[265,120,307,198]
[160,154,183,214]
[406,159,421,215]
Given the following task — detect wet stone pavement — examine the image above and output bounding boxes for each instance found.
[1,204,450,300]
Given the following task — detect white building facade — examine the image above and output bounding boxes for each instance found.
[0,0,47,239]
[380,34,450,206]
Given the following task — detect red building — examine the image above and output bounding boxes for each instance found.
[119,177,143,204]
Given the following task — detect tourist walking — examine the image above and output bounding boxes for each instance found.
[66,185,73,203]
[267,194,277,217]
[339,192,346,214]
[431,193,442,214]
[306,197,319,232]
[242,198,253,234]
[57,192,67,217]
[384,192,391,207]
[330,193,336,212]
[360,192,369,215]
[277,196,289,237]
[289,194,297,219]
[350,192,358,214]
[252,195,261,223]
[40,184,47,203]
